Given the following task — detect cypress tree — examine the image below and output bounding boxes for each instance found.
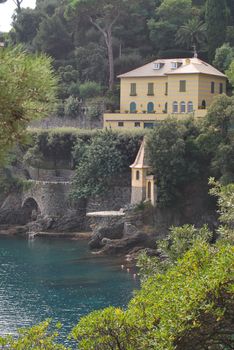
[205,0,228,61]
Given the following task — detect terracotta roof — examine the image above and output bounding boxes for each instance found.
[130,139,151,169]
[118,58,226,78]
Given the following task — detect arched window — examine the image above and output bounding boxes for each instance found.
[180,101,186,113]
[201,100,206,109]
[130,102,136,113]
[187,101,193,113]
[147,102,154,113]
[136,170,140,180]
[173,101,178,113]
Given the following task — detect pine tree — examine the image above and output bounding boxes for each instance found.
[205,0,228,61]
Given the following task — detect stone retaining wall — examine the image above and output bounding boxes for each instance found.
[87,186,131,212]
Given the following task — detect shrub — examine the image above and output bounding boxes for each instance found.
[79,81,102,99]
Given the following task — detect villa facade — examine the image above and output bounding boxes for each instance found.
[104,57,227,129]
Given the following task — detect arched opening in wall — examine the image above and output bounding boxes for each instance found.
[22,198,41,223]
[201,100,206,109]
[136,170,140,180]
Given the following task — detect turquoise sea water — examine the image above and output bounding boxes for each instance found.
[0,236,139,344]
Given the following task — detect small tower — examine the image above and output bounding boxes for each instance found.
[130,139,156,206]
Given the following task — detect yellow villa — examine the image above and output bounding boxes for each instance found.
[104,56,227,129]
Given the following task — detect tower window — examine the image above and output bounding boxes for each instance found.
[136,170,140,180]
[211,82,215,93]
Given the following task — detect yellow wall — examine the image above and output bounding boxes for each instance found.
[120,77,168,113]
[103,112,207,129]
[131,168,148,188]
[167,74,199,113]
[120,74,226,115]
[198,74,226,108]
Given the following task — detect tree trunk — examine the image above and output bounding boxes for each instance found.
[106,28,114,91]
[88,16,116,91]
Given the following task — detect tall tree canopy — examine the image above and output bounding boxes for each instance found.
[205,0,228,61]
[0,46,57,163]
[70,0,132,90]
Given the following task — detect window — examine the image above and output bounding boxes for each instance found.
[147,102,154,113]
[201,100,206,109]
[173,101,178,113]
[134,122,140,127]
[211,82,215,93]
[130,102,137,113]
[165,82,168,95]
[144,122,154,129]
[164,102,168,113]
[180,80,186,92]
[187,101,193,113]
[136,170,140,180]
[147,181,151,200]
[118,122,124,127]
[130,83,137,96]
[171,62,178,69]
[180,101,186,113]
[148,83,154,96]
[153,62,164,70]
[219,83,223,94]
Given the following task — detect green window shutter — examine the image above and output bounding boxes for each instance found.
[148,82,154,95]
[130,83,137,96]
[179,80,186,92]
[165,82,168,95]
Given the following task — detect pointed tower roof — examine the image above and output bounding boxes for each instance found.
[130,139,151,169]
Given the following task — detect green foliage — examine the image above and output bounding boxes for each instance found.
[213,43,234,72]
[11,8,42,46]
[148,0,193,52]
[226,59,234,87]
[24,129,88,169]
[206,95,234,138]
[33,13,73,59]
[146,119,202,207]
[85,97,106,120]
[209,178,234,243]
[71,130,142,199]
[64,96,81,118]
[79,81,102,99]
[205,0,228,60]
[137,224,212,281]
[0,168,24,195]
[176,17,207,51]
[0,319,69,350]
[0,46,57,163]
[71,241,234,350]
